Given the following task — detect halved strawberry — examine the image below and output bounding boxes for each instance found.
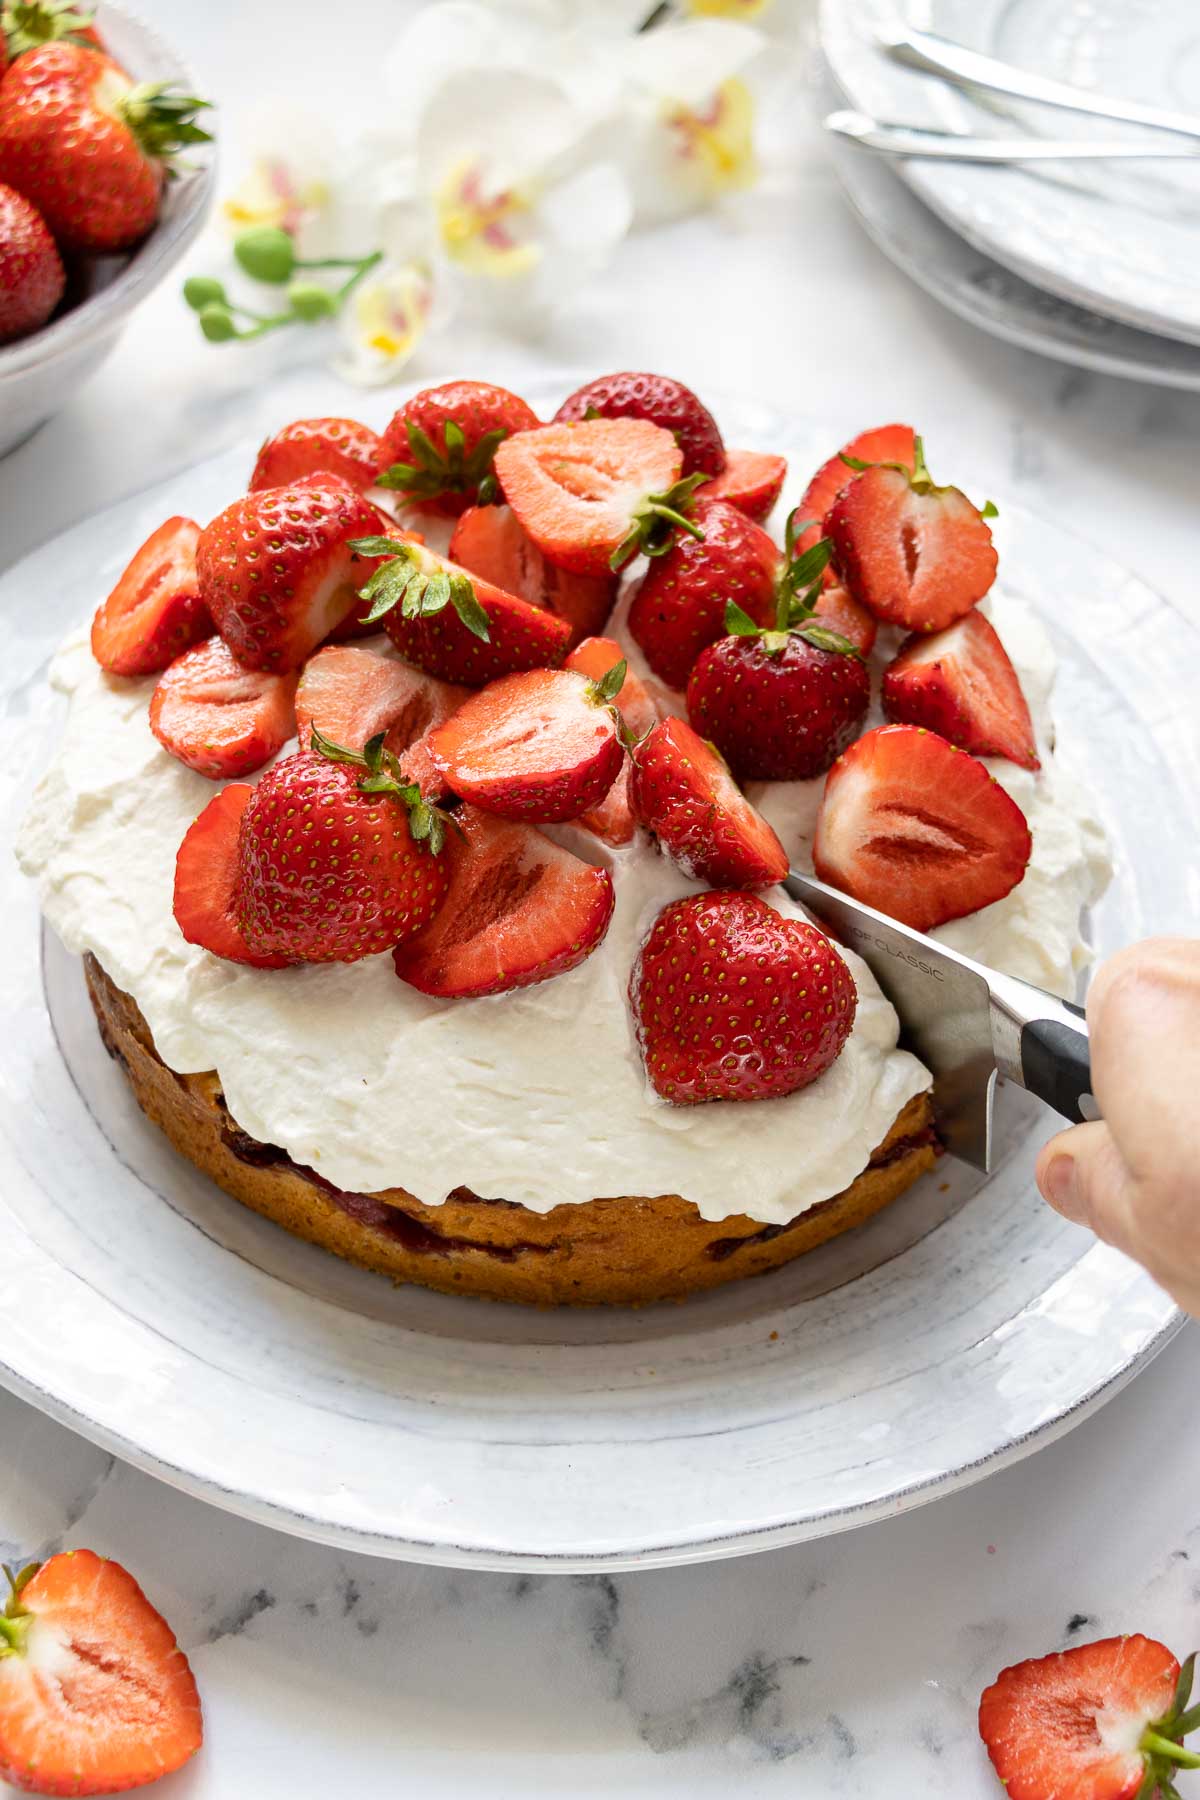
[0,1551,202,1797]
[396,729,453,803]
[698,448,787,523]
[564,636,659,845]
[825,436,998,632]
[150,638,297,778]
[348,534,571,685]
[250,416,383,492]
[882,609,1039,770]
[813,724,1031,931]
[448,502,616,646]
[979,1634,1200,1800]
[792,422,916,579]
[493,417,699,577]
[812,581,877,656]
[173,784,290,967]
[392,805,615,997]
[630,717,789,889]
[90,516,211,676]
[295,644,467,762]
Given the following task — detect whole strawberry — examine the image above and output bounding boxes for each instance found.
[377,380,539,515]
[687,536,869,781]
[628,498,779,690]
[631,891,857,1104]
[197,475,385,673]
[235,732,450,964]
[0,43,211,252]
[0,179,62,341]
[554,370,726,477]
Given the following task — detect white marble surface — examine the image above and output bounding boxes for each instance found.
[2,1,1200,1794]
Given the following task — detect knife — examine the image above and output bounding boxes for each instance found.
[784,869,1098,1174]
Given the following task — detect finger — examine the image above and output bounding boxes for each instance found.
[1035,1119,1142,1260]
[1084,938,1200,1191]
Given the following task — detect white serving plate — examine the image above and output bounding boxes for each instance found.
[0,401,1194,1572]
[820,0,1200,348]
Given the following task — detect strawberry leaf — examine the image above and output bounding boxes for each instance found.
[725,600,760,637]
[796,622,862,659]
[982,499,999,519]
[449,575,491,641]
[783,509,819,559]
[591,659,628,703]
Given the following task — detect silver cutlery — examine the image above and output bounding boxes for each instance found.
[826,109,1200,164]
[879,26,1200,143]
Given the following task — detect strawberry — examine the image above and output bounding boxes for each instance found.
[347,533,571,685]
[813,580,876,656]
[630,891,857,1104]
[630,716,788,889]
[90,515,211,677]
[792,422,916,577]
[0,1549,202,1795]
[448,502,616,647]
[493,417,702,577]
[196,476,384,673]
[697,447,787,523]
[553,370,725,477]
[825,435,998,632]
[396,729,453,805]
[173,782,290,967]
[392,804,615,998]
[813,724,1032,932]
[565,636,659,846]
[235,735,451,964]
[427,664,625,824]
[295,643,466,760]
[250,416,383,493]
[376,380,539,515]
[882,609,1040,771]
[979,1635,1200,1800]
[150,638,296,779]
[687,589,870,782]
[0,43,210,253]
[627,498,779,690]
[0,180,62,341]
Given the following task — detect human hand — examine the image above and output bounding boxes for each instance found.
[1036,938,1200,1315]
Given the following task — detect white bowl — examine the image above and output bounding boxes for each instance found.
[0,2,216,458]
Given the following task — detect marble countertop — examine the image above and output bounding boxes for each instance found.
[2,2,1200,1794]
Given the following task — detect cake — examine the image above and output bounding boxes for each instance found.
[18,377,1110,1305]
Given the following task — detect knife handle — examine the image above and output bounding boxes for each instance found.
[1018,1000,1100,1127]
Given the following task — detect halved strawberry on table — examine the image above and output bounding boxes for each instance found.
[791,422,916,581]
[825,434,999,633]
[150,637,297,778]
[393,805,616,998]
[346,533,571,685]
[979,1634,1200,1800]
[630,716,789,890]
[249,416,383,492]
[697,447,787,524]
[0,1549,203,1796]
[553,370,726,478]
[565,635,660,846]
[196,475,385,673]
[813,723,1032,932]
[449,502,616,647]
[882,609,1040,771]
[427,664,625,824]
[90,515,211,677]
[494,417,703,578]
[630,891,857,1104]
[376,380,539,515]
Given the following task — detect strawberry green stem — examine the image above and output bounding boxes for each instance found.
[1141,1731,1200,1769]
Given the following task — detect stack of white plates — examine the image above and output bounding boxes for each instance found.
[818,0,1200,390]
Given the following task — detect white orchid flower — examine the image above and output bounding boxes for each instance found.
[334,258,443,387]
[220,105,339,256]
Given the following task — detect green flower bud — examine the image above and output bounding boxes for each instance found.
[198,303,238,342]
[287,280,337,322]
[183,275,227,311]
[234,225,295,284]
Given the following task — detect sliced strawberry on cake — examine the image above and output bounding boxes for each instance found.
[565,636,660,845]
[150,637,297,778]
[295,643,467,759]
[376,380,539,515]
[347,533,571,684]
[393,806,615,998]
[494,417,703,577]
[813,724,1032,932]
[90,516,212,676]
[697,448,787,523]
[250,416,383,492]
[630,717,789,889]
[174,784,290,968]
[631,891,857,1103]
[882,609,1040,770]
[553,370,725,477]
[449,502,616,646]
[791,421,916,578]
[427,664,625,823]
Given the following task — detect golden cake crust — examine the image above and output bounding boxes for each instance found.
[85,955,939,1306]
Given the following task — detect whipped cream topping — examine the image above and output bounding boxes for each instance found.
[18,463,1111,1226]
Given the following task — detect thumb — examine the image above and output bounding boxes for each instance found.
[1035,1122,1141,1257]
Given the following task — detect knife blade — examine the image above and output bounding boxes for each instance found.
[784,869,1099,1173]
